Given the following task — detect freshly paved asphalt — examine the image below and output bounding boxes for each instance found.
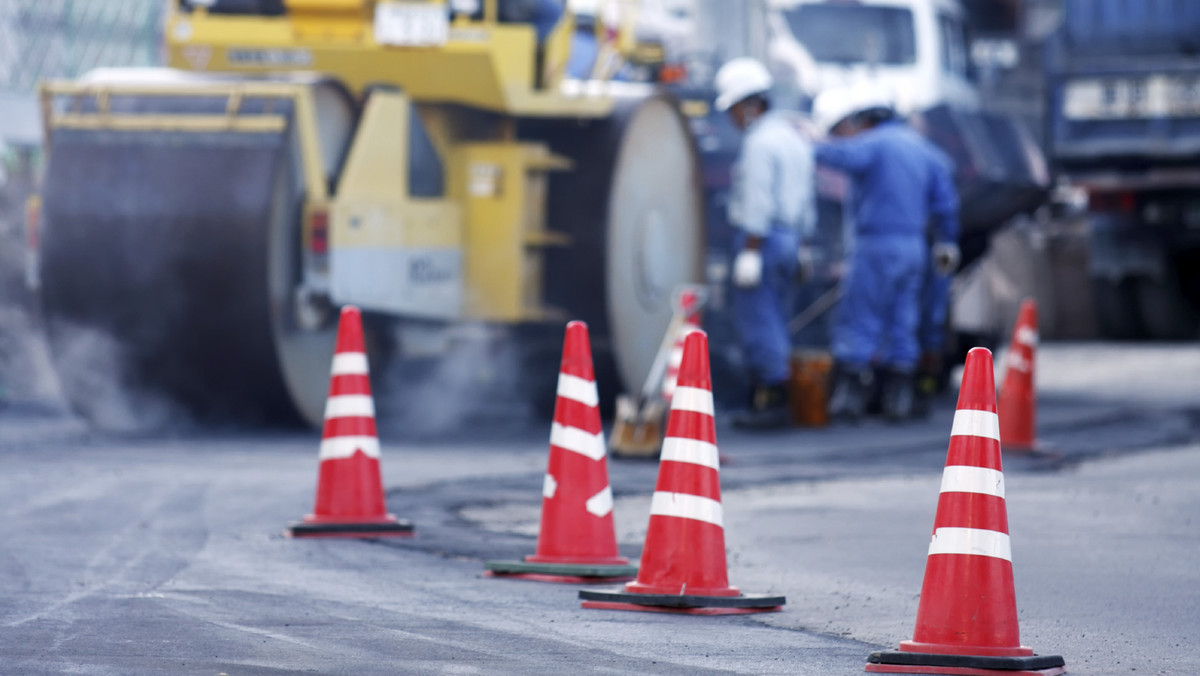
[1,344,1198,674]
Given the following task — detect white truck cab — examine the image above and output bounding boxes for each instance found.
[767,0,978,113]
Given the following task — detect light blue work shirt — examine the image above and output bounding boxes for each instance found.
[728,111,816,240]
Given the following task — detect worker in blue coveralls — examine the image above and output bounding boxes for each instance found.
[814,87,959,422]
[713,57,817,429]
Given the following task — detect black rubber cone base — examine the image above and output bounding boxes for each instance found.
[287,519,414,538]
[579,588,785,615]
[866,650,1066,675]
[484,560,638,583]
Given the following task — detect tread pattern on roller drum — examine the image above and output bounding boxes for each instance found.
[40,125,301,425]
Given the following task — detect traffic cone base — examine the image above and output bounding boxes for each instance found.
[579,589,785,615]
[483,560,637,584]
[525,552,629,565]
[288,517,414,538]
[486,321,632,583]
[899,641,1032,658]
[578,601,781,616]
[866,650,1065,676]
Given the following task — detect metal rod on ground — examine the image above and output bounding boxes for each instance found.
[787,286,844,335]
[609,313,683,456]
[610,287,707,457]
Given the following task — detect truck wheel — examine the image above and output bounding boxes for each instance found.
[1092,278,1142,340]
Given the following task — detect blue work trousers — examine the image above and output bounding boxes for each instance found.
[832,235,925,370]
[732,229,799,386]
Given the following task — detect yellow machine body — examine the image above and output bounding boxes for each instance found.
[154,0,634,323]
[163,0,613,115]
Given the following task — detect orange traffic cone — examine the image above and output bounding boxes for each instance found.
[661,288,704,403]
[485,321,637,582]
[866,348,1064,675]
[580,330,785,614]
[999,299,1039,453]
[287,306,413,538]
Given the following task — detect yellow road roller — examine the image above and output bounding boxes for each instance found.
[33,0,704,426]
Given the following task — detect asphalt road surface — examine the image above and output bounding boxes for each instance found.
[1,343,1198,675]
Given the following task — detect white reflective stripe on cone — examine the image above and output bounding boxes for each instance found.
[660,436,720,470]
[1007,352,1032,374]
[668,348,684,368]
[543,473,558,499]
[661,375,678,395]
[319,435,381,460]
[586,486,614,517]
[649,491,723,527]
[549,422,606,461]
[556,373,599,408]
[1016,326,1038,346]
[330,352,369,376]
[671,386,715,416]
[940,465,1005,498]
[949,409,1000,441]
[927,527,1012,562]
[324,394,375,419]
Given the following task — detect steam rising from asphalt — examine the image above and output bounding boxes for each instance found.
[373,323,545,439]
[0,211,188,432]
[0,309,190,432]
[2,206,549,434]
[41,321,190,432]
[0,304,59,403]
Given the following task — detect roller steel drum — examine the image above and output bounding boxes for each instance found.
[536,93,706,403]
[38,75,354,427]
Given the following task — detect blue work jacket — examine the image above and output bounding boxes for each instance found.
[816,120,959,244]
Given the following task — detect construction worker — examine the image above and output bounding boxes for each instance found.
[714,57,816,429]
[814,86,959,422]
[566,0,600,79]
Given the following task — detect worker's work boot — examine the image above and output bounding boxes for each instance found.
[827,365,871,423]
[911,352,943,419]
[732,384,791,430]
[911,373,937,419]
[881,368,916,423]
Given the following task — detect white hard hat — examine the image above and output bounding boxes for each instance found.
[855,85,895,115]
[714,57,773,112]
[569,0,598,17]
[812,84,894,134]
[812,87,860,135]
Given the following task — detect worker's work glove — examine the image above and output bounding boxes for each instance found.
[932,242,961,275]
[795,245,816,284]
[733,248,764,288]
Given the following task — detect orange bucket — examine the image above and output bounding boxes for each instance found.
[789,350,832,427]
